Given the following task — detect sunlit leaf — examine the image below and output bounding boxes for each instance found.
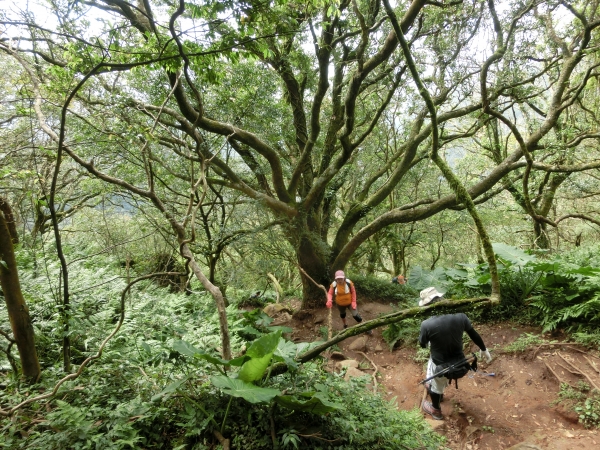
[211,375,280,404]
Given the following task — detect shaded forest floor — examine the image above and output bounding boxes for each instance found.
[286,301,600,450]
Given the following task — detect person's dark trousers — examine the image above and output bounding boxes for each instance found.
[430,392,442,409]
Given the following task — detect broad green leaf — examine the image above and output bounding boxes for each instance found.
[444,268,469,281]
[266,326,293,334]
[237,325,262,337]
[211,375,280,404]
[172,340,230,366]
[274,338,297,360]
[492,243,535,266]
[476,273,491,285]
[567,267,600,276]
[408,266,449,291]
[228,355,250,367]
[172,340,203,358]
[238,353,273,382]
[246,330,282,358]
[528,262,560,273]
[236,331,283,381]
[273,338,298,369]
[295,341,324,355]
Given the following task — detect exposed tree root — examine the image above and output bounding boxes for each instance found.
[532,342,582,358]
[357,351,378,393]
[583,355,600,375]
[558,352,600,391]
[555,361,582,377]
[544,361,575,388]
[213,431,230,450]
[500,373,514,388]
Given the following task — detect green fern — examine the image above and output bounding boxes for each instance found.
[381,318,420,350]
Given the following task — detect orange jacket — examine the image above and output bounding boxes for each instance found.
[327,279,356,307]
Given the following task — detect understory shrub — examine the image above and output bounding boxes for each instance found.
[410,244,600,334]
[502,333,548,353]
[0,363,445,449]
[350,274,418,305]
[2,241,441,450]
[382,318,421,350]
[165,369,445,450]
[556,382,600,429]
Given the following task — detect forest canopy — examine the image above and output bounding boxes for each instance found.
[2,0,600,306]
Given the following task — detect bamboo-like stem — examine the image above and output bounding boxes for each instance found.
[221,395,233,435]
[383,0,500,302]
[213,431,230,450]
[267,273,283,303]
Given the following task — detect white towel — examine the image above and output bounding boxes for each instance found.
[333,279,350,295]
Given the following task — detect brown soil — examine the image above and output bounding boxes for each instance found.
[286,300,600,450]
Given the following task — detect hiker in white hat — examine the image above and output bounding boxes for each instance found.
[419,286,444,307]
[417,288,492,420]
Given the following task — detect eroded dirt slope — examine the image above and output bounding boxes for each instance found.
[287,301,600,450]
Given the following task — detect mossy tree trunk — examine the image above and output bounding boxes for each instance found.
[0,207,41,383]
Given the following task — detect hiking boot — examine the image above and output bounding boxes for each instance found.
[422,400,443,420]
[425,383,443,402]
[343,324,348,329]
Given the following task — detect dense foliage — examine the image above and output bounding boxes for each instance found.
[402,243,600,336]
[0,237,444,449]
[3,0,600,445]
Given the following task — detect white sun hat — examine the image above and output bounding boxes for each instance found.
[419,287,445,307]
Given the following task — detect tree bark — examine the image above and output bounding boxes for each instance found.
[287,211,332,308]
[0,210,41,382]
[298,265,330,309]
[0,198,19,244]
[180,243,231,360]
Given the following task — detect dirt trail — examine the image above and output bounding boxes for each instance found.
[289,301,600,450]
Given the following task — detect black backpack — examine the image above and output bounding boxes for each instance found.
[434,354,478,388]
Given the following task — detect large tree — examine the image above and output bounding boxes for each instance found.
[3,0,600,310]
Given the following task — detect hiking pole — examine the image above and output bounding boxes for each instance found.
[418,353,477,385]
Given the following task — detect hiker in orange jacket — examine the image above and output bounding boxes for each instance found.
[391,274,406,285]
[326,270,369,331]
